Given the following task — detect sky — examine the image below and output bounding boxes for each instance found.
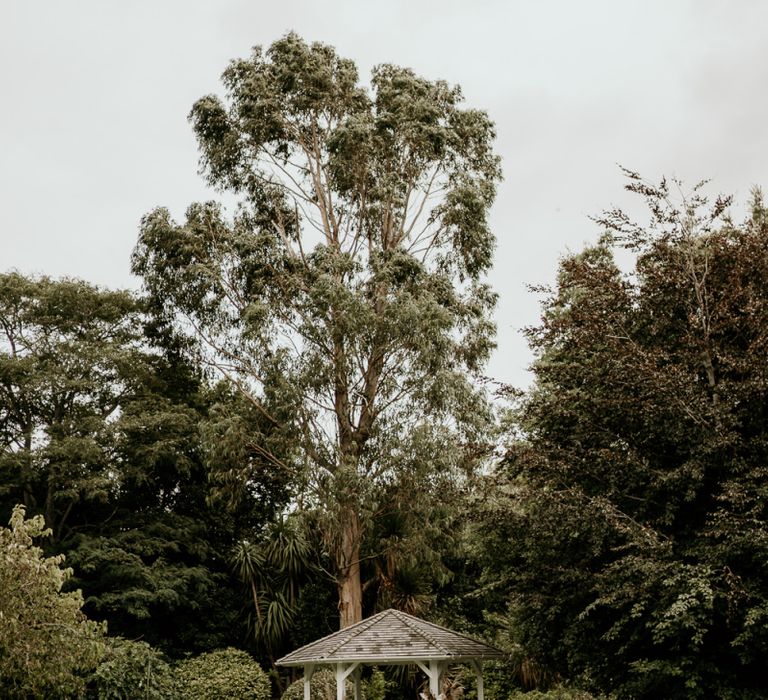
[2,0,768,388]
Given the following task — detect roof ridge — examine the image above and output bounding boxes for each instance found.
[327,609,388,655]
[391,609,451,655]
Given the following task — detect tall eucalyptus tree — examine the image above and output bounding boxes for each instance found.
[133,33,501,627]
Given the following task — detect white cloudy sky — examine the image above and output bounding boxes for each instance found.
[2,0,768,387]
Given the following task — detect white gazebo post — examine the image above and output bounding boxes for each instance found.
[353,665,362,700]
[472,660,485,700]
[415,660,445,698]
[429,660,442,698]
[303,664,315,700]
[335,662,359,700]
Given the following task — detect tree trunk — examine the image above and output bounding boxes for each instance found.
[22,423,35,509]
[336,505,363,628]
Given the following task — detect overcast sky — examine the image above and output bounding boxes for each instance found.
[2,0,768,388]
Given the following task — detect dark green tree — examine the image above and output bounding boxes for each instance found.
[65,348,292,656]
[0,272,143,538]
[0,272,290,656]
[487,174,768,698]
[133,32,501,627]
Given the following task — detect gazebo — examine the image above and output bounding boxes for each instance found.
[277,608,505,700]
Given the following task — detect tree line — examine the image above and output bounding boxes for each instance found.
[2,33,768,700]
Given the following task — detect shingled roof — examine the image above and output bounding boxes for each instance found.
[277,608,504,666]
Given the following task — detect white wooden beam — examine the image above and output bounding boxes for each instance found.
[353,666,362,700]
[428,660,444,698]
[472,660,484,700]
[303,664,315,700]
[414,660,431,677]
[335,662,359,700]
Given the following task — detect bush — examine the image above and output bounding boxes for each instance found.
[281,667,390,700]
[282,669,344,700]
[89,637,179,699]
[175,648,270,700]
[0,505,105,699]
[363,668,391,700]
[506,688,602,700]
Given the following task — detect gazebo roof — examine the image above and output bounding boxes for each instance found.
[277,608,505,667]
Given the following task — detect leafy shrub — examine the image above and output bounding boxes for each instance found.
[506,687,602,699]
[281,668,387,700]
[363,668,392,700]
[0,505,105,699]
[282,669,345,700]
[175,648,270,700]
[281,667,390,700]
[89,637,179,699]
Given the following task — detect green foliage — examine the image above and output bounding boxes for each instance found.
[505,688,602,700]
[175,648,271,700]
[66,496,244,656]
[488,176,768,697]
[0,272,283,657]
[363,668,393,700]
[231,512,313,656]
[133,32,500,625]
[0,273,143,541]
[89,637,179,699]
[281,669,343,700]
[286,577,338,650]
[362,422,484,616]
[0,505,105,698]
[281,667,392,700]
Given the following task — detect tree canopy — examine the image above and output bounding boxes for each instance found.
[0,273,143,539]
[484,174,768,698]
[0,272,292,658]
[132,32,501,628]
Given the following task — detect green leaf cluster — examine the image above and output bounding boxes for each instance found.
[88,637,179,700]
[0,505,105,698]
[132,31,500,625]
[175,648,271,700]
[231,512,313,656]
[281,667,392,700]
[486,178,768,697]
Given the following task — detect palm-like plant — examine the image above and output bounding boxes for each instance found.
[231,514,313,658]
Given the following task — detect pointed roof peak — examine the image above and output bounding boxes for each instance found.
[277,608,504,667]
